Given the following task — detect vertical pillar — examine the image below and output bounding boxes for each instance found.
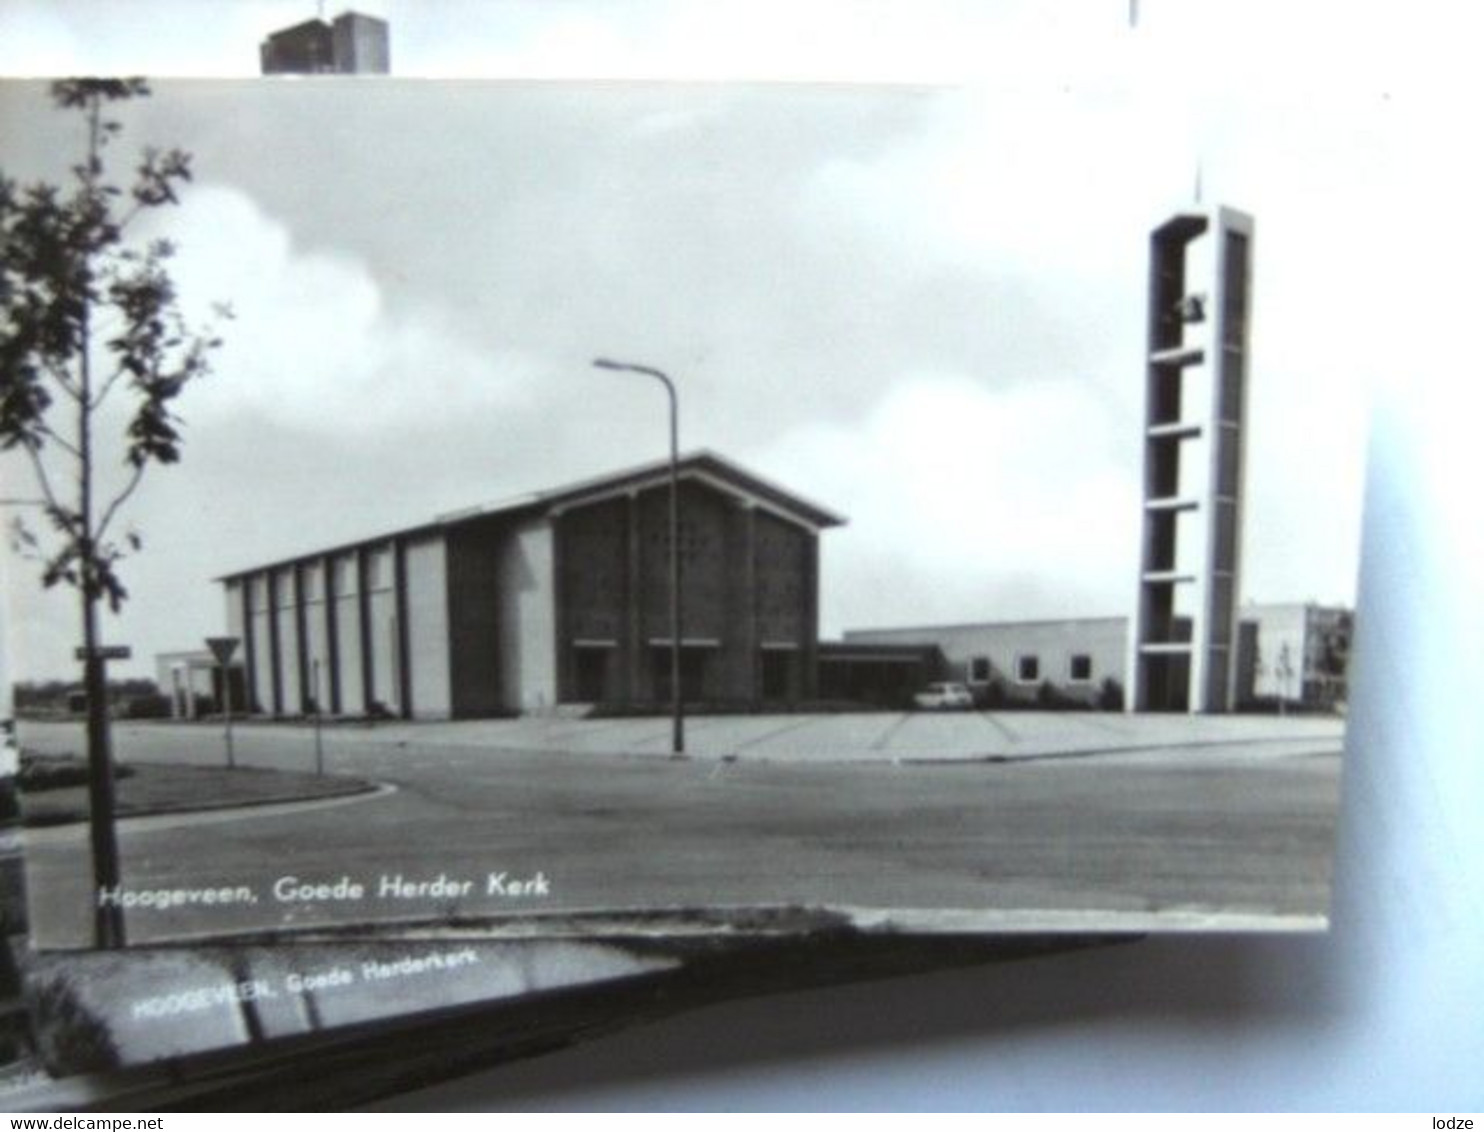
[625,492,643,703]
[739,502,759,704]
[550,510,569,704]
[323,553,341,715]
[293,563,311,712]
[801,531,820,699]
[442,536,460,717]
[266,569,283,716]
[393,539,412,719]
[1203,209,1252,712]
[240,580,257,714]
[357,546,374,716]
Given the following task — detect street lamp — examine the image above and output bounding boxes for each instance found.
[592,357,685,756]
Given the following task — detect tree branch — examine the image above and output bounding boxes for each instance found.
[94,461,145,542]
[21,440,70,526]
[33,419,82,460]
[43,358,84,404]
[90,359,130,413]
[114,200,146,232]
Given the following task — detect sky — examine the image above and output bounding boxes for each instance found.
[1,0,1456,682]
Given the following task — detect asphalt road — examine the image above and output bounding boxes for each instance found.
[19,713,1344,947]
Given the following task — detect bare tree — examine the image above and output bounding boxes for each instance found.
[1,79,228,947]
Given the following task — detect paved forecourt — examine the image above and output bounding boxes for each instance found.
[18,710,1345,770]
[18,711,1346,948]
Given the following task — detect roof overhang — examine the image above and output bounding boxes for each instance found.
[217,450,844,583]
[544,458,845,534]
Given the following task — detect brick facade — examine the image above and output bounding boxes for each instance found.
[554,486,818,707]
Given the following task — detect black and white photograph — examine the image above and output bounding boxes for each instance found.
[1,0,1482,1115]
[2,1,1431,1098]
[2,64,1364,958]
[0,54,1373,932]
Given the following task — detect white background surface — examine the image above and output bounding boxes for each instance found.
[2,1,1481,1110]
[378,386,1484,1110]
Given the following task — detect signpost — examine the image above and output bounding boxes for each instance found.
[1275,643,1295,718]
[205,636,239,769]
[74,645,131,662]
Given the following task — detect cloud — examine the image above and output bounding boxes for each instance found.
[3,179,559,682]
[759,372,1140,633]
[149,185,534,436]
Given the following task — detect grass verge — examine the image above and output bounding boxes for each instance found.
[19,760,377,828]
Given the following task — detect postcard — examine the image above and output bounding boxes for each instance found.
[2,76,1362,965]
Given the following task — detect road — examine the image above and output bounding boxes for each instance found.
[19,712,1344,947]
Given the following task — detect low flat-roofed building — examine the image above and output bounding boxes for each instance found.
[816,641,943,709]
[154,650,247,719]
[845,605,1349,713]
[844,617,1129,708]
[219,452,843,719]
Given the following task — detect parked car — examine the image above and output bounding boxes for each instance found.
[913,682,974,710]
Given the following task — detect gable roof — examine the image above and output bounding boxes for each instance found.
[219,450,844,582]
[445,449,845,530]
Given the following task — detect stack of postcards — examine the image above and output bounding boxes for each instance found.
[0,70,1361,1112]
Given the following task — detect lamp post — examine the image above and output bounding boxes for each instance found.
[592,357,685,756]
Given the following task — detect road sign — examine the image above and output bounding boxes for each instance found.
[205,636,241,770]
[75,645,131,661]
[206,636,240,666]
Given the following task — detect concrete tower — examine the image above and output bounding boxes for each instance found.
[1131,205,1254,713]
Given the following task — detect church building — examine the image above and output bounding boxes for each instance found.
[220,452,843,719]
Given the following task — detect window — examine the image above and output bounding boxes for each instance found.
[1069,654,1093,683]
[1015,655,1039,683]
[969,656,991,684]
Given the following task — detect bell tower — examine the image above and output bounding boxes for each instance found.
[1131,206,1254,713]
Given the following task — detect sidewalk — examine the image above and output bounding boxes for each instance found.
[31,710,1349,768]
[306,709,1345,762]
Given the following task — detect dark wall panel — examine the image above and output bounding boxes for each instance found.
[446,521,506,716]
